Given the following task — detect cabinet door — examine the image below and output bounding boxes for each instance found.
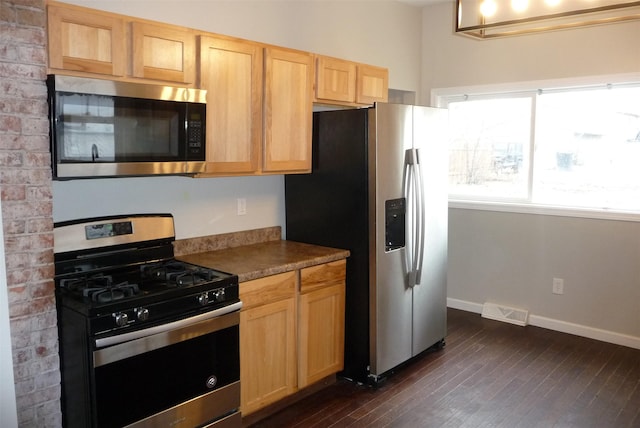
[47,4,125,76]
[315,56,356,103]
[298,260,346,388]
[239,272,297,415]
[131,22,195,84]
[240,298,297,415]
[199,36,263,174]
[356,64,389,105]
[263,47,314,173]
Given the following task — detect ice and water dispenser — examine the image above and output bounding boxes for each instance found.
[385,198,406,252]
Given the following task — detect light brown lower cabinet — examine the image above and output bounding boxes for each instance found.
[239,259,346,416]
[239,271,297,415]
[298,285,344,388]
[298,261,346,388]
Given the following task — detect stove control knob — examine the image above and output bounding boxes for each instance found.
[136,308,149,321]
[113,312,129,327]
[214,289,226,301]
[198,293,209,306]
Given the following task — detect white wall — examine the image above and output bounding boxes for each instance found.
[422,3,640,346]
[448,209,640,344]
[421,2,640,101]
[53,0,423,237]
[52,175,285,239]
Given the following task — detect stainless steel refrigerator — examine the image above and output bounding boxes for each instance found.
[285,103,448,385]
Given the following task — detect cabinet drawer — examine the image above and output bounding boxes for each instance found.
[300,259,346,294]
[239,271,296,309]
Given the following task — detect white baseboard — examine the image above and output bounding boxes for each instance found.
[447,298,483,314]
[447,298,640,350]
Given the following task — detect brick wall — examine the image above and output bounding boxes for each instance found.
[1,0,60,426]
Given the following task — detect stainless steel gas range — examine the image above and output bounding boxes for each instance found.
[53,214,242,428]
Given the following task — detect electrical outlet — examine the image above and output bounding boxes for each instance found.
[237,198,247,216]
[552,277,564,295]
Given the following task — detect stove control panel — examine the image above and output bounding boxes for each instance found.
[197,288,227,306]
[79,275,239,337]
[109,308,152,329]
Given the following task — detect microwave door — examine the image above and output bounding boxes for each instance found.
[48,74,207,179]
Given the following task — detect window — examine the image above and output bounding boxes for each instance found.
[448,95,533,201]
[441,81,640,215]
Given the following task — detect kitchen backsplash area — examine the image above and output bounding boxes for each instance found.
[173,226,282,256]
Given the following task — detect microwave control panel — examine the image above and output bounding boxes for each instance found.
[187,110,205,158]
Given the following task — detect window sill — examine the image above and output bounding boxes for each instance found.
[448,199,640,223]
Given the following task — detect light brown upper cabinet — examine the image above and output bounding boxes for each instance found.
[314,55,389,106]
[47,1,195,84]
[198,42,313,176]
[198,36,263,174]
[356,64,389,105]
[315,56,356,103]
[130,22,196,84]
[47,3,126,77]
[263,47,314,174]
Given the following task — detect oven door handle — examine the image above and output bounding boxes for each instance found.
[93,301,242,367]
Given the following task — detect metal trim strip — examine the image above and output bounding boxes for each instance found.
[51,74,207,103]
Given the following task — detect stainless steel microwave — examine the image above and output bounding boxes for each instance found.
[47,75,207,179]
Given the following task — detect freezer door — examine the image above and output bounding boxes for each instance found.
[368,103,414,377]
[411,105,448,356]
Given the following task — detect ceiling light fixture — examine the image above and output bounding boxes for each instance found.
[511,0,529,13]
[480,0,498,16]
[456,0,640,39]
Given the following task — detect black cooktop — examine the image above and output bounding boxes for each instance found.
[56,259,236,310]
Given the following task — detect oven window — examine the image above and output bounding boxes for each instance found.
[94,324,239,428]
[56,93,183,162]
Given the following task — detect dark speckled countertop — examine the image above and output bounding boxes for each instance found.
[177,240,350,282]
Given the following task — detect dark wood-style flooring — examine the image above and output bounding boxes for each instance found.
[249,308,640,428]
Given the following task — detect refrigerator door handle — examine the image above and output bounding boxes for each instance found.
[402,150,413,284]
[413,148,425,285]
[404,148,423,288]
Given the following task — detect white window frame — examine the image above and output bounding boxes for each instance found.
[432,72,640,223]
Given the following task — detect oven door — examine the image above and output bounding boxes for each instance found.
[92,306,240,428]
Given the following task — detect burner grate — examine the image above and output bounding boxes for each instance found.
[141,261,219,287]
[84,282,140,303]
[60,274,140,302]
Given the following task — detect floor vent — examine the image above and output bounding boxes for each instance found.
[481,302,529,326]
